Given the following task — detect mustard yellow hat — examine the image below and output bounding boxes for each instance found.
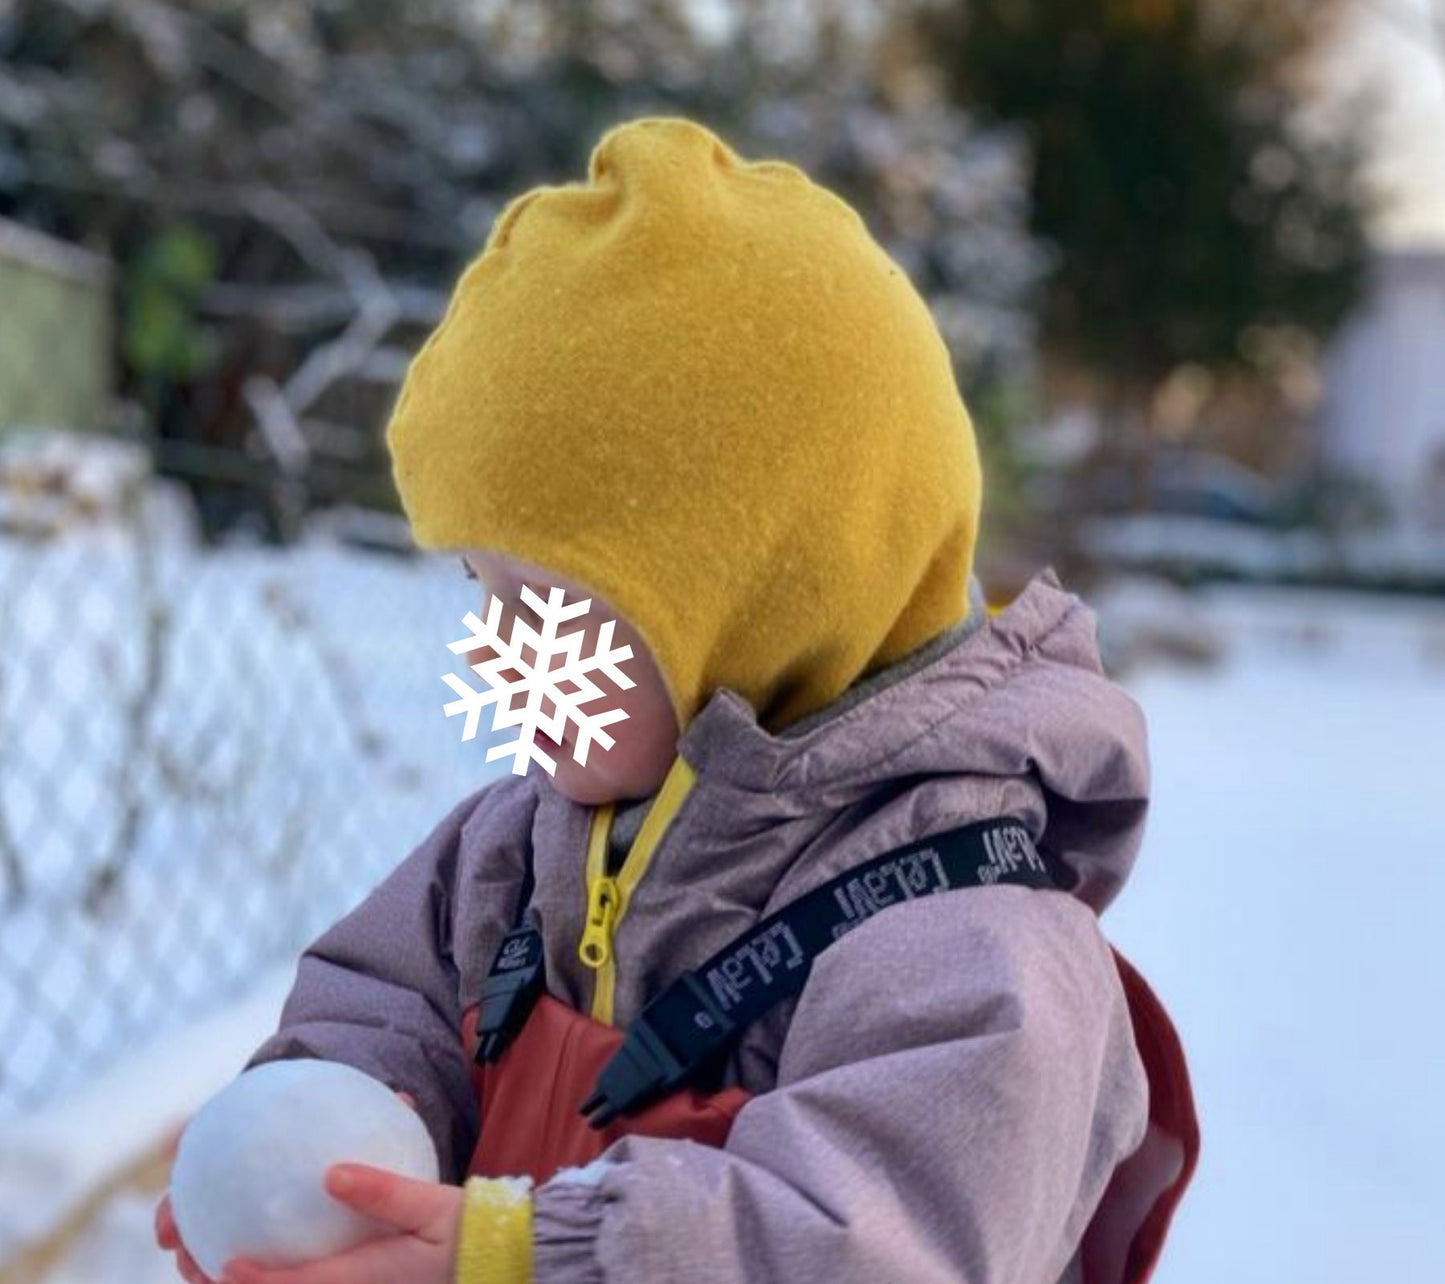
[387,116,981,735]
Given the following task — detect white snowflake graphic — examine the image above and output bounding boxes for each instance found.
[442,583,635,776]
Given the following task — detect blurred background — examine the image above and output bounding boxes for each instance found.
[0,1,1442,1281]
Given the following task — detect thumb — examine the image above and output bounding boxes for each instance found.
[324,1163,448,1236]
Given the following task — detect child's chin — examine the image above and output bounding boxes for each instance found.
[546,763,616,806]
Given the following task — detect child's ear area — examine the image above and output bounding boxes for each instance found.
[459,549,501,587]
[458,550,520,617]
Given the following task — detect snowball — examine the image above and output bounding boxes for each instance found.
[168,1059,439,1278]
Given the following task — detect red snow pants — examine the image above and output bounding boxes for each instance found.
[458,946,1198,1284]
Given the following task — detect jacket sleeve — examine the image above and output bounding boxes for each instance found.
[242,784,498,1183]
[526,885,1150,1284]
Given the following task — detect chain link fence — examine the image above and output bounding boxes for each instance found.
[0,447,490,1118]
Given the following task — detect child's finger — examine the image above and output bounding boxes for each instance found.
[321,1163,448,1237]
[170,1240,217,1284]
[222,1233,416,1284]
[178,1254,218,1284]
[395,1090,417,1110]
[155,1194,179,1249]
[156,1192,222,1284]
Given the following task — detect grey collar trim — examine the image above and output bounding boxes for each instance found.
[606,574,991,854]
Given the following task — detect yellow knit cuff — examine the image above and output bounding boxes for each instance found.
[453,1176,534,1284]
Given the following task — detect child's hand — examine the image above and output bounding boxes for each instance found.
[218,1162,464,1284]
[155,1188,215,1284]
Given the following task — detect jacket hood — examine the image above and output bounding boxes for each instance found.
[639,568,1151,914]
[386,116,983,737]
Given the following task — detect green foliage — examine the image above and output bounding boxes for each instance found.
[122,225,221,383]
[921,0,1373,387]
[967,369,1045,539]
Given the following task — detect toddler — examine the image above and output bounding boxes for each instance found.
[156,116,1197,1284]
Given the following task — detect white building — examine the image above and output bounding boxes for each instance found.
[1318,250,1445,531]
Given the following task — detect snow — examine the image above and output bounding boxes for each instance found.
[0,968,294,1279]
[168,1059,438,1278]
[2,576,1444,1282]
[1104,583,1445,1283]
[1082,512,1445,589]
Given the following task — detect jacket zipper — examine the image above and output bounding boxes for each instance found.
[577,753,698,1025]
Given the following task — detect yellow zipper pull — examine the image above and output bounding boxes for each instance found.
[578,875,620,970]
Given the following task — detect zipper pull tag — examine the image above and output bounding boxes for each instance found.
[578,876,620,970]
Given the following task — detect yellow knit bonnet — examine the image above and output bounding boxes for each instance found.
[386,116,982,736]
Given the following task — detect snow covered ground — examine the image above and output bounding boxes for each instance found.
[1104,585,1445,1283]
[2,573,1444,1283]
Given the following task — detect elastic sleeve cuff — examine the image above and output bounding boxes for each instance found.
[454,1176,534,1284]
[532,1180,608,1284]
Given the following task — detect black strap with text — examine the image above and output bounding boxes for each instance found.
[581,815,1070,1127]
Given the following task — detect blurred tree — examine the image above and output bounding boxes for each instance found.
[917,0,1375,503]
[0,0,1046,541]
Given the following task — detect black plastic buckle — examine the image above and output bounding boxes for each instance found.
[580,972,736,1128]
[473,920,546,1065]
